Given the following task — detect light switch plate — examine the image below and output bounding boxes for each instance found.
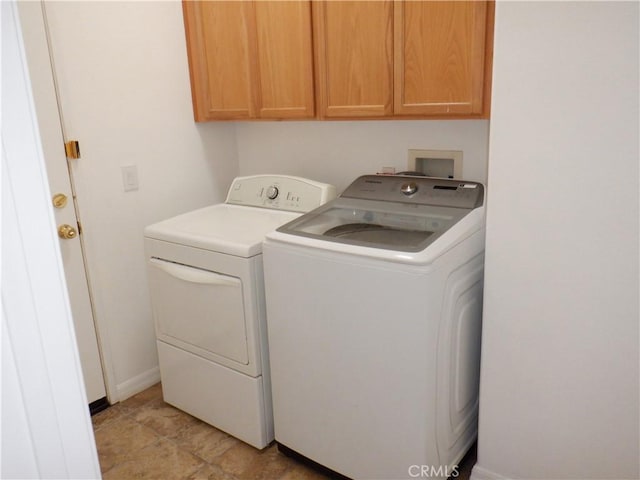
[121,165,139,192]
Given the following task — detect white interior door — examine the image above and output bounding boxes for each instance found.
[17,1,107,406]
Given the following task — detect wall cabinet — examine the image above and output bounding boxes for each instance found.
[183,1,314,121]
[183,1,493,121]
[394,1,489,116]
[314,1,492,118]
[313,1,394,118]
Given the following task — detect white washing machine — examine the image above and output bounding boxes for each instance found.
[144,175,335,449]
[263,175,486,479]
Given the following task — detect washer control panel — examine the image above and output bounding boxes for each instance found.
[226,175,337,213]
[341,175,484,209]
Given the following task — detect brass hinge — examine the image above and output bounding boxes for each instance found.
[65,140,81,159]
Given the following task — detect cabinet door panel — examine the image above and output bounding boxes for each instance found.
[183,1,256,120]
[255,1,314,118]
[394,1,487,115]
[314,1,393,118]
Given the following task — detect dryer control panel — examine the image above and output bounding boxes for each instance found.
[341,175,484,209]
[226,175,337,213]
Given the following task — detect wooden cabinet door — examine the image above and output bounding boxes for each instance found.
[313,1,393,118]
[394,1,488,116]
[254,1,315,119]
[183,1,314,121]
[183,1,257,120]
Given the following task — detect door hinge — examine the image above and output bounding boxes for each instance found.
[65,140,81,159]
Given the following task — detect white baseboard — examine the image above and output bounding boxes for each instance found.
[115,366,161,402]
[470,464,509,480]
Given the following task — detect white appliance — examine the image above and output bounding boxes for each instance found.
[144,175,336,449]
[263,175,486,479]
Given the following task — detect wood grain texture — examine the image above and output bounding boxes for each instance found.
[183,1,314,121]
[183,1,256,120]
[254,1,315,119]
[394,1,488,115]
[314,1,393,118]
[183,0,494,121]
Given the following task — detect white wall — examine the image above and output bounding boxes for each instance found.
[39,1,238,401]
[473,2,639,479]
[236,120,489,193]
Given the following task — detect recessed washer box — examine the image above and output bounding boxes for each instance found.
[408,149,463,179]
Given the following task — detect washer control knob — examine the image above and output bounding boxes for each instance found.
[400,181,418,196]
[266,185,279,200]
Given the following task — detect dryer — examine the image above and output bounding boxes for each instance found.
[144,175,335,449]
[263,175,486,479]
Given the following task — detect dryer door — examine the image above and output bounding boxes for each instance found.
[148,258,249,365]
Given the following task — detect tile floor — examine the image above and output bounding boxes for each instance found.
[92,383,476,480]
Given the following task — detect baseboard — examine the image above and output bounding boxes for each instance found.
[115,366,160,402]
[470,464,509,480]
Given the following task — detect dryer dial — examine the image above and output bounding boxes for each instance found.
[266,185,279,200]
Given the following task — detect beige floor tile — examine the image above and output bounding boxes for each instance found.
[102,437,205,480]
[94,416,159,472]
[91,402,127,430]
[237,444,295,480]
[132,397,201,437]
[186,463,239,480]
[170,421,238,464]
[119,382,163,413]
[215,441,269,477]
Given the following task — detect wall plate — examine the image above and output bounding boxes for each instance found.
[408,149,463,179]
